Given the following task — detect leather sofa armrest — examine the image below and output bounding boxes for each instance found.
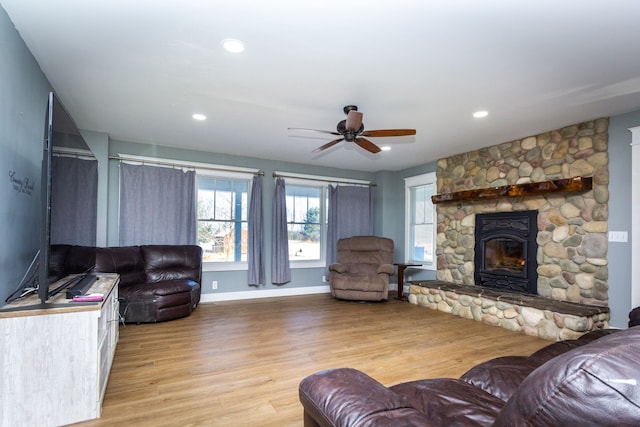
[299,368,428,427]
[378,263,395,275]
[328,263,346,273]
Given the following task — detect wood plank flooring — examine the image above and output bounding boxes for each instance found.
[74,293,549,427]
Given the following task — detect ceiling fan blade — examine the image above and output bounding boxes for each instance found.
[313,138,344,153]
[345,110,363,131]
[288,127,342,136]
[355,137,381,154]
[361,129,416,138]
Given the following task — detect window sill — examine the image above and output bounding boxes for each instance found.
[290,260,325,269]
[203,262,248,272]
[405,262,436,272]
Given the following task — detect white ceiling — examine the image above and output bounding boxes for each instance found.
[4,0,640,172]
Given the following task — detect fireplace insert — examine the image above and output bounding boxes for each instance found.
[474,210,538,294]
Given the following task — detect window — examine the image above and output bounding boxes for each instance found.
[286,184,325,263]
[405,172,436,269]
[197,175,250,263]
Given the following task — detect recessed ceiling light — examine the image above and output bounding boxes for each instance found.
[381,146,391,151]
[222,39,245,53]
[192,113,207,121]
[473,110,489,118]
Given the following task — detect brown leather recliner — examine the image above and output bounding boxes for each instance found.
[299,328,640,426]
[329,236,394,301]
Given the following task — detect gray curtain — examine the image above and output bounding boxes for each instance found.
[247,175,264,286]
[326,185,373,268]
[119,163,196,245]
[50,156,98,246]
[271,178,290,284]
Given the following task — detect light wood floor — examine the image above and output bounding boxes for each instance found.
[75,293,549,427]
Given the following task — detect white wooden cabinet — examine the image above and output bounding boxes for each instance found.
[0,274,119,427]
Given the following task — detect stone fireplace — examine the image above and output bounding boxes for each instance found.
[408,118,611,340]
[474,210,538,295]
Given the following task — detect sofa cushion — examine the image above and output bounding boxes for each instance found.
[118,279,197,299]
[390,378,505,427]
[65,245,96,275]
[141,245,202,283]
[459,356,542,402]
[95,246,146,286]
[299,368,429,427]
[48,244,72,282]
[335,236,393,266]
[529,328,620,363]
[630,307,640,327]
[494,327,640,426]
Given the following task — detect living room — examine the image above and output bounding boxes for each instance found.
[2,2,640,426]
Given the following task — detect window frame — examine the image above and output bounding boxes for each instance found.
[196,169,253,271]
[404,172,437,271]
[196,171,254,271]
[284,179,327,269]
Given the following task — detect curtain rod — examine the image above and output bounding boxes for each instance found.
[272,172,375,187]
[109,155,264,176]
[53,147,95,159]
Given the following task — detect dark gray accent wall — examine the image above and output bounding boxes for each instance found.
[0,6,52,302]
[608,111,639,327]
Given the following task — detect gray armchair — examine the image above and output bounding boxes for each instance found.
[329,236,394,301]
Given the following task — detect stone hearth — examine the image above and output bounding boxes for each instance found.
[408,280,609,341]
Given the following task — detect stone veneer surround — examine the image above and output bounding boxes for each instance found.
[437,119,608,305]
[409,118,610,338]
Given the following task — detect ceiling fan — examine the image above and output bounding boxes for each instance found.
[289,105,416,154]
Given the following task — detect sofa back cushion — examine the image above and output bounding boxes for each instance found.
[59,245,96,278]
[336,236,394,271]
[95,246,146,287]
[494,327,640,426]
[49,244,72,282]
[141,245,202,284]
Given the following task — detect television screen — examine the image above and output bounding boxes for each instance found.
[37,93,97,303]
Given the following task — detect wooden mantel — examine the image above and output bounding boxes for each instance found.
[431,176,592,204]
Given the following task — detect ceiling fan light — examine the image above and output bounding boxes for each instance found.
[473,110,489,118]
[222,39,245,53]
[192,113,207,121]
[381,146,391,151]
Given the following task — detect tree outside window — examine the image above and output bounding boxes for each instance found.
[286,185,323,261]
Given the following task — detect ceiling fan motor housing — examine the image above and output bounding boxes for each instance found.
[337,119,364,141]
[343,105,358,114]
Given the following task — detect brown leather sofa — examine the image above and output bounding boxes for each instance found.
[50,244,202,323]
[630,306,640,327]
[329,236,394,301]
[299,327,640,426]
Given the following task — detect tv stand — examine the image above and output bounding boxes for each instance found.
[0,274,120,426]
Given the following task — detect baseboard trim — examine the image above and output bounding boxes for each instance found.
[200,285,332,303]
[200,283,399,303]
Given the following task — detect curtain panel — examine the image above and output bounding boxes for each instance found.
[50,156,98,246]
[119,163,196,246]
[271,178,291,284]
[247,175,264,286]
[326,185,373,268]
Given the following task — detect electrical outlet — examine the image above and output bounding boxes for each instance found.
[322,275,327,282]
[212,280,218,290]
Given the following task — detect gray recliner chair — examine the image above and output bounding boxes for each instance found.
[329,236,394,301]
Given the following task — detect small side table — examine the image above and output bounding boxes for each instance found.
[394,263,422,300]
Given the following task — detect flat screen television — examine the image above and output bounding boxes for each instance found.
[37,92,96,304]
